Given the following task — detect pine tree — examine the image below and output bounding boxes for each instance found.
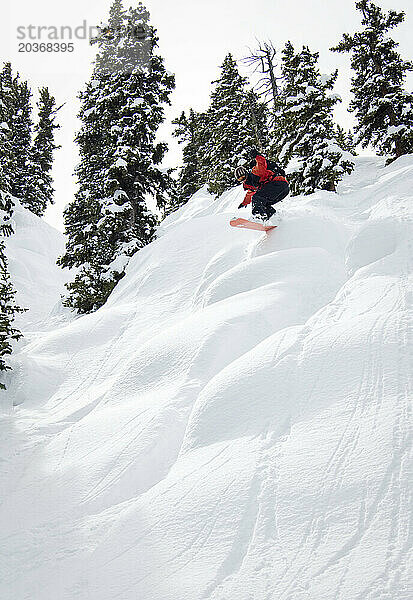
[25,88,61,217]
[336,125,357,155]
[4,66,33,202]
[202,54,269,197]
[58,1,175,313]
[1,64,29,198]
[0,191,24,390]
[0,63,59,215]
[0,73,13,195]
[332,0,413,161]
[171,108,209,212]
[245,90,269,154]
[275,42,355,195]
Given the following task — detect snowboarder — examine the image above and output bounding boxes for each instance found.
[235,150,289,223]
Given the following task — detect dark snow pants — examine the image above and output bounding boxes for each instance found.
[252,181,289,219]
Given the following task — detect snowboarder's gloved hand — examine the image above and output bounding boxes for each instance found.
[238,202,247,209]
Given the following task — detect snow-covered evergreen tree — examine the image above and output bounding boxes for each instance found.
[275,42,355,195]
[2,66,33,202]
[0,63,59,215]
[171,108,209,212]
[0,72,23,387]
[332,0,413,161]
[58,0,175,313]
[25,88,61,217]
[202,54,269,197]
[0,143,11,196]
[245,90,269,155]
[0,75,13,195]
[0,191,24,390]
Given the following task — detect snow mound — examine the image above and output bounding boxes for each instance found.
[4,200,68,330]
[1,156,412,600]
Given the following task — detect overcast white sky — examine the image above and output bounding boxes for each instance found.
[2,0,412,230]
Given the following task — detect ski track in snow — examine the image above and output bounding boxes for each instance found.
[1,156,412,600]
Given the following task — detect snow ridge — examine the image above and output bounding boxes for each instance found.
[1,156,412,600]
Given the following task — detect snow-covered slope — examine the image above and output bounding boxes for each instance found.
[1,156,412,600]
[4,200,68,330]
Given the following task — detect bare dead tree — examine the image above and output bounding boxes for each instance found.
[244,91,263,153]
[242,41,283,126]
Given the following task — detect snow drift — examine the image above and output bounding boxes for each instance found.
[4,199,68,331]
[1,156,412,600]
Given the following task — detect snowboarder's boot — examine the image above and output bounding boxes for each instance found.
[250,213,269,224]
[266,205,276,219]
[266,212,282,226]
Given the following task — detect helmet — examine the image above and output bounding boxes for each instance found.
[234,166,247,180]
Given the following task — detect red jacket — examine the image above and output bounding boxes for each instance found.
[241,155,288,206]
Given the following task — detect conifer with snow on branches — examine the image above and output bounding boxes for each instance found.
[58,1,175,313]
[0,192,24,390]
[171,108,209,212]
[202,54,269,197]
[275,42,355,195]
[332,0,413,161]
[25,88,61,217]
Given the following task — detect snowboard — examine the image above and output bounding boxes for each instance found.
[230,217,277,232]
